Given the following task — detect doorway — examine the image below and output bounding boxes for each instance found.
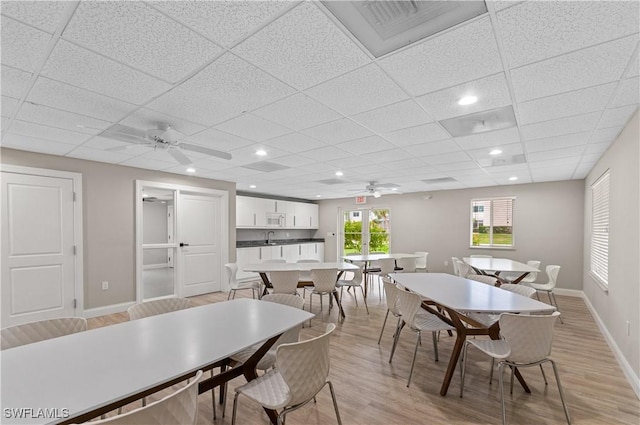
[340,208,391,256]
[136,181,228,301]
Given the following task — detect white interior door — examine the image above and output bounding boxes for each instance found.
[1,172,77,327]
[178,193,221,297]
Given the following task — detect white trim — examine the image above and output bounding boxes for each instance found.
[552,288,583,297]
[83,302,136,319]
[143,263,171,270]
[0,164,84,317]
[582,293,640,399]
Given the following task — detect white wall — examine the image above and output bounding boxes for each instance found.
[316,179,585,290]
[582,111,639,392]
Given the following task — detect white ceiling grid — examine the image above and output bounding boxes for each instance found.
[1,0,638,200]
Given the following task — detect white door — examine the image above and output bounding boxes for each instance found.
[178,193,221,297]
[1,172,77,326]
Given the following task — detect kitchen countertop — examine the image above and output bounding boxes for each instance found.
[236,238,324,248]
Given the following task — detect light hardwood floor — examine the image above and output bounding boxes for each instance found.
[88,283,639,425]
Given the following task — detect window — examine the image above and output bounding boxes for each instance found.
[590,170,610,288]
[470,198,514,247]
[342,208,390,255]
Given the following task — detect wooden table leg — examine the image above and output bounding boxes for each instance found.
[509,272,530,285]
[438,308,468,396]
[332,291,346,319]
[258,272,271,297]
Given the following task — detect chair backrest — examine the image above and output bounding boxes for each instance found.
[382,278,401,316]
[90,370,202,425]
[261,294,305,345]
[499,312,560,364]
[339,266,363,284]
[500,283,537,298]
[276,323,336,407]
[225,263,238,289]
[264,259,286,263]
[270,270,300,294]
[396,257,417,272]
[470,254,492,258]
[127,298,192,320]
[521,260,541,282]
[455,259,472,278]
[414,252,428,269]
[378,258,396,275]
[310,268,338,293]
[451,257,460,275]
[395,288,422,329]
[466,274,499,286]
[1,317,87,350]
[545,265,561,287]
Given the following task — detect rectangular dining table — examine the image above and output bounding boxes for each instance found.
[342,253,422,295]
[389,272,556,396]
[463,257,540,284]
[1,299,313,425]
[243,262,359,319]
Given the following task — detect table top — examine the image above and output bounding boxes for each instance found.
[1,299,313,425]
[243,262,359,272]
[390,273,555,314]
[342,253,421,262]
[463,257,540,273]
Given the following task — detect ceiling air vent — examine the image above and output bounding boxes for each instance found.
[322,1,488,57]
[439,105,517,138]
[317,178,348,185]
[422,177,457,184]
[242,161,290,172]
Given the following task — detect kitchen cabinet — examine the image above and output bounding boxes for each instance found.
[236,196,318,229]
[236,196,276,228]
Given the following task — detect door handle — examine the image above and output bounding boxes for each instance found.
[180,243,190,247]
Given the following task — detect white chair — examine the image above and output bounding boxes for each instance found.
[297,259,320,285]
[528,265,564,323]
[90,370,203,425]
[502,260,541,283]
[465,283,537,328]
[396,257,417,273]
[451,256,461,275]
[460,312,570,425]
[466,274,500,286]
[231,324,342,425]
[369,258,396,299]
[378,278,402,346]
[127,298,192,320]
[307,268,341,323]
[336,266,368,314]
[1,317,87,350]
[414,251,429,272]
[470,254,493,258]
[270,270,300,295]
[389,289,455,387]
[225,263,261,300]
[454,259,473,278]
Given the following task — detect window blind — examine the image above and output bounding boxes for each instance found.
[590,171,610,286]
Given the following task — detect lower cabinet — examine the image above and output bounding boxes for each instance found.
[236,242,325,281]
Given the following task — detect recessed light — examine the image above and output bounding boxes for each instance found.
[509,176,518,181]
[391,188,398,191]
[142,193,149,198]
[316,194,322,198]
[186,167,196,173]
[335,171,344,177]
[489,149,502,156]
[458,95,478,106]
[249,185,257,189]
[256,149,267,156]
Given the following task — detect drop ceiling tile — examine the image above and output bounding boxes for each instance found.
[610,77,640,108]
[1,133,76,155]
[584,141,613,155]
[599,105,638,129]
[263,133,325,154]
[2,96,19,117]
[483,163,529,175]
[581,153,606,164]
[422,151,471,165]
[521,112,600,141]
[510,36,638,102]
[382,157,428,171]
[466,142,522,160]
[403,139,461,157]
[299,162,338,174]
[1,16,51,73]
[573,162,596,179]
[146,53,295,126]
[81,136,151,155]
[215,114,290,142]
[362,148,413,164]
[185,128,254,153]
[270,154,317,168]
[1,66,33,98]
[1,1,70,33]
[434,161,481,172]
[233,2,370,90]
[63,2,222,83]
[151,1,291,47]
[591,126,623,143]
[120,110,206,137]
[9,119,90,145]
[305,64,408,116]
[351,99,433,134]
[417,73,511,120]
[517,83,617,125]
[27,77,137,121]
[454,127,520,150]
[349,163,392,176]
[189,156,236,172]
[378,17,502,96]
[42,40,171,105]
[16,103,110,134]
[334,136,395,155]
[120,156,175,171]
[525,132,590,153]
[229,144,289,164]
[497,1,639,68]
[385,123,450,147]
[299,145,350,162]
[326,155,372,169]
[528,146,585,163]
[253,93,341,132]
[66,146,131,163]
[531,167,575,182]
[301,118,372,145]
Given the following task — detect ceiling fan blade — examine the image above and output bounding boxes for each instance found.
[167,148,192,165]
[106,143,151,152]
[376,183,400,189]
[101,124,149,144]
[181,143,232,160]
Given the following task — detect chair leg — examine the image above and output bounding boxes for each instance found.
[490,358,495,385]
[378,309,390,344]
[231,392,240,425]
[389,317,403,363]
[407,331,421,387]
[549,359,572,424]
[227,290,233,300]
[328,380,343,425]
[431,331,439,362]
[535,291,541,301]
[498,363,507,425]
[210,370,217,420]
[359,286,369,314]
[510,366,515,394]
[460,341,470,398]
[540,364,548,384]
[550,291,564,323]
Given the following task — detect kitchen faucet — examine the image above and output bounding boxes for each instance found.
[266,231,275,244]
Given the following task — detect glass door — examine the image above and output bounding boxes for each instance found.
[341,208,390,256]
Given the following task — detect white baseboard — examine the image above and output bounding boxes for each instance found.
[553,288,583,297]
[83,301,135,318]
[581,293,640,399]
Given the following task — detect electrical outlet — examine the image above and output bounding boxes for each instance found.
[101,281,109,291]
[444,260,448,266]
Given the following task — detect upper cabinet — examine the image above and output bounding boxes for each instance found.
[236,196,318,229]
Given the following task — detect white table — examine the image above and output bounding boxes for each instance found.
[1,299,313,425]
[389,273,555,396]
[243,262,358,319]
[463,257,540,284]
[342,253,422,295]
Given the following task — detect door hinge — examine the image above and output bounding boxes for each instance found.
[73,245,77,255]
[73,299,77,309]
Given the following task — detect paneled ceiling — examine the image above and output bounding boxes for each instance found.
[2,1,638,200]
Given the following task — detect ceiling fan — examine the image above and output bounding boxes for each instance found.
[100,123,232,165]
[353,181,401,198]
